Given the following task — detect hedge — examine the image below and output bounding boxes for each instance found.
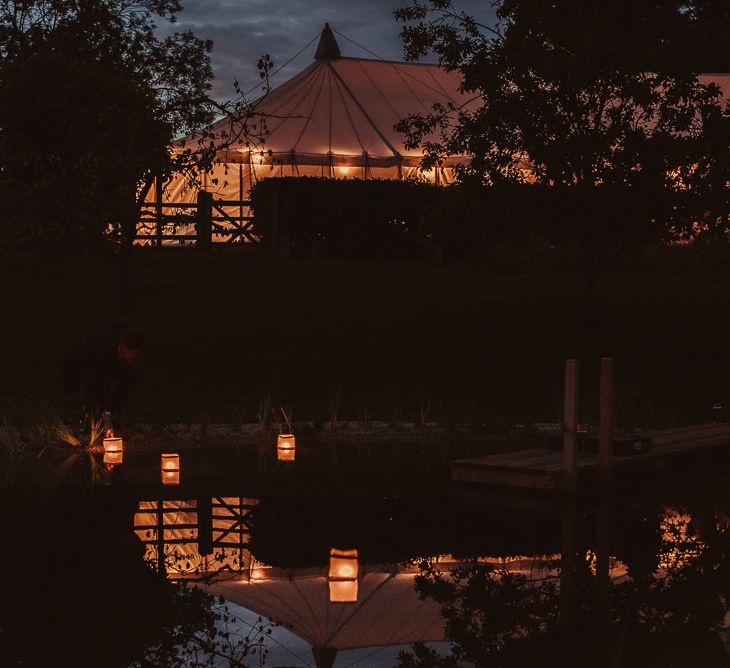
[250,177,444,258]
[249,176,659,261]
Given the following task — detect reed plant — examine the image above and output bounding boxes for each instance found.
[256,396,272,474]
[418,389,433,428]
[257,395,272,434]
[388,388,402,427]
[328,383,341,429]
[279,405,293,434]
[357,392,373,430]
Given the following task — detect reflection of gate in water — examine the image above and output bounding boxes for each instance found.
[134,497,258,577]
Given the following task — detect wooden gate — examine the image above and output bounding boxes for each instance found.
[137,191,258,246]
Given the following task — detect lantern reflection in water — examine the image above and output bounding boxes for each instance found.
[161,453,180,485]
[103,437,123,465]
[328,547,359,603]
[277,434,296,461]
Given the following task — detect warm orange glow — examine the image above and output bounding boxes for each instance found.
[328,548,359,603]
[103,437,123,465]
[162,471,180,485]
[277,434,296,461]
[334,166,354,177]
[329,548,359,580]
[659,508,705,569]
[161,453,180,485]
[103,451,123,465]
[103,437,123,454]
[329,579,358,603]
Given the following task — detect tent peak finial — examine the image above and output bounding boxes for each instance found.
[315,23,341,60]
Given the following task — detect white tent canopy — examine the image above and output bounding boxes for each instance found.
[164,24,478,205]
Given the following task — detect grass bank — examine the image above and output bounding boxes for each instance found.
[2,245,729,428]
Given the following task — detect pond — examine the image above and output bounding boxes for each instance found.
[2,444,730,667]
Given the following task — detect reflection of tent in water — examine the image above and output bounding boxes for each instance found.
[206,569,445,668]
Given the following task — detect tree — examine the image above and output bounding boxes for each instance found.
[394,1,730,295]
[0,51,172,252]
[0,0,257,306]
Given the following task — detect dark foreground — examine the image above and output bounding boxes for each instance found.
[2,245,730,429]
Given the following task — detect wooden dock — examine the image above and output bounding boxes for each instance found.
[452,423,730,492]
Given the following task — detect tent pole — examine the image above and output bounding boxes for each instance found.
[563,359,580,491]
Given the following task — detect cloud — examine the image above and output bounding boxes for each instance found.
[160,0,497,99]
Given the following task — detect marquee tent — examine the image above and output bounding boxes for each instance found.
[155,24,478,207]
[141,24,730,243]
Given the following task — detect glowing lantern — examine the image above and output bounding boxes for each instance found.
[328,547,358,603]
[277,434,296,461]
[161,453,180,485]
[103,437,123,465]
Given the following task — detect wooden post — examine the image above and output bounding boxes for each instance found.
[196,190,213,250]
[238,163,244,243]
[563,359,580,492]
[154,177,164,247]
[559,497,577,629]
[197,497,213,556]
[594,495,611,620]
[598,357,615,484]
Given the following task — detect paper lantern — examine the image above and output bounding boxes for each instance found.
[103,436,123,453]
[103,437,123,464]
[328,548,358,603]
[329,579,358,603]
[103,451,123,465]
[277,434,296,461]
[161,453,180,485]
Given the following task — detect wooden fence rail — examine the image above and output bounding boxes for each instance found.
[137,191,258,247]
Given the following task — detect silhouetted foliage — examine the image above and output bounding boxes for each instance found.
[0,0,222,253]
[397,505,730,667]
[0,53,170,252]
[395,1,730,294]
[251,177,443,258]
[0,489,209,666]
[0,481,277,666]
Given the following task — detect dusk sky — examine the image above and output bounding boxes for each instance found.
[163,0,497,99]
